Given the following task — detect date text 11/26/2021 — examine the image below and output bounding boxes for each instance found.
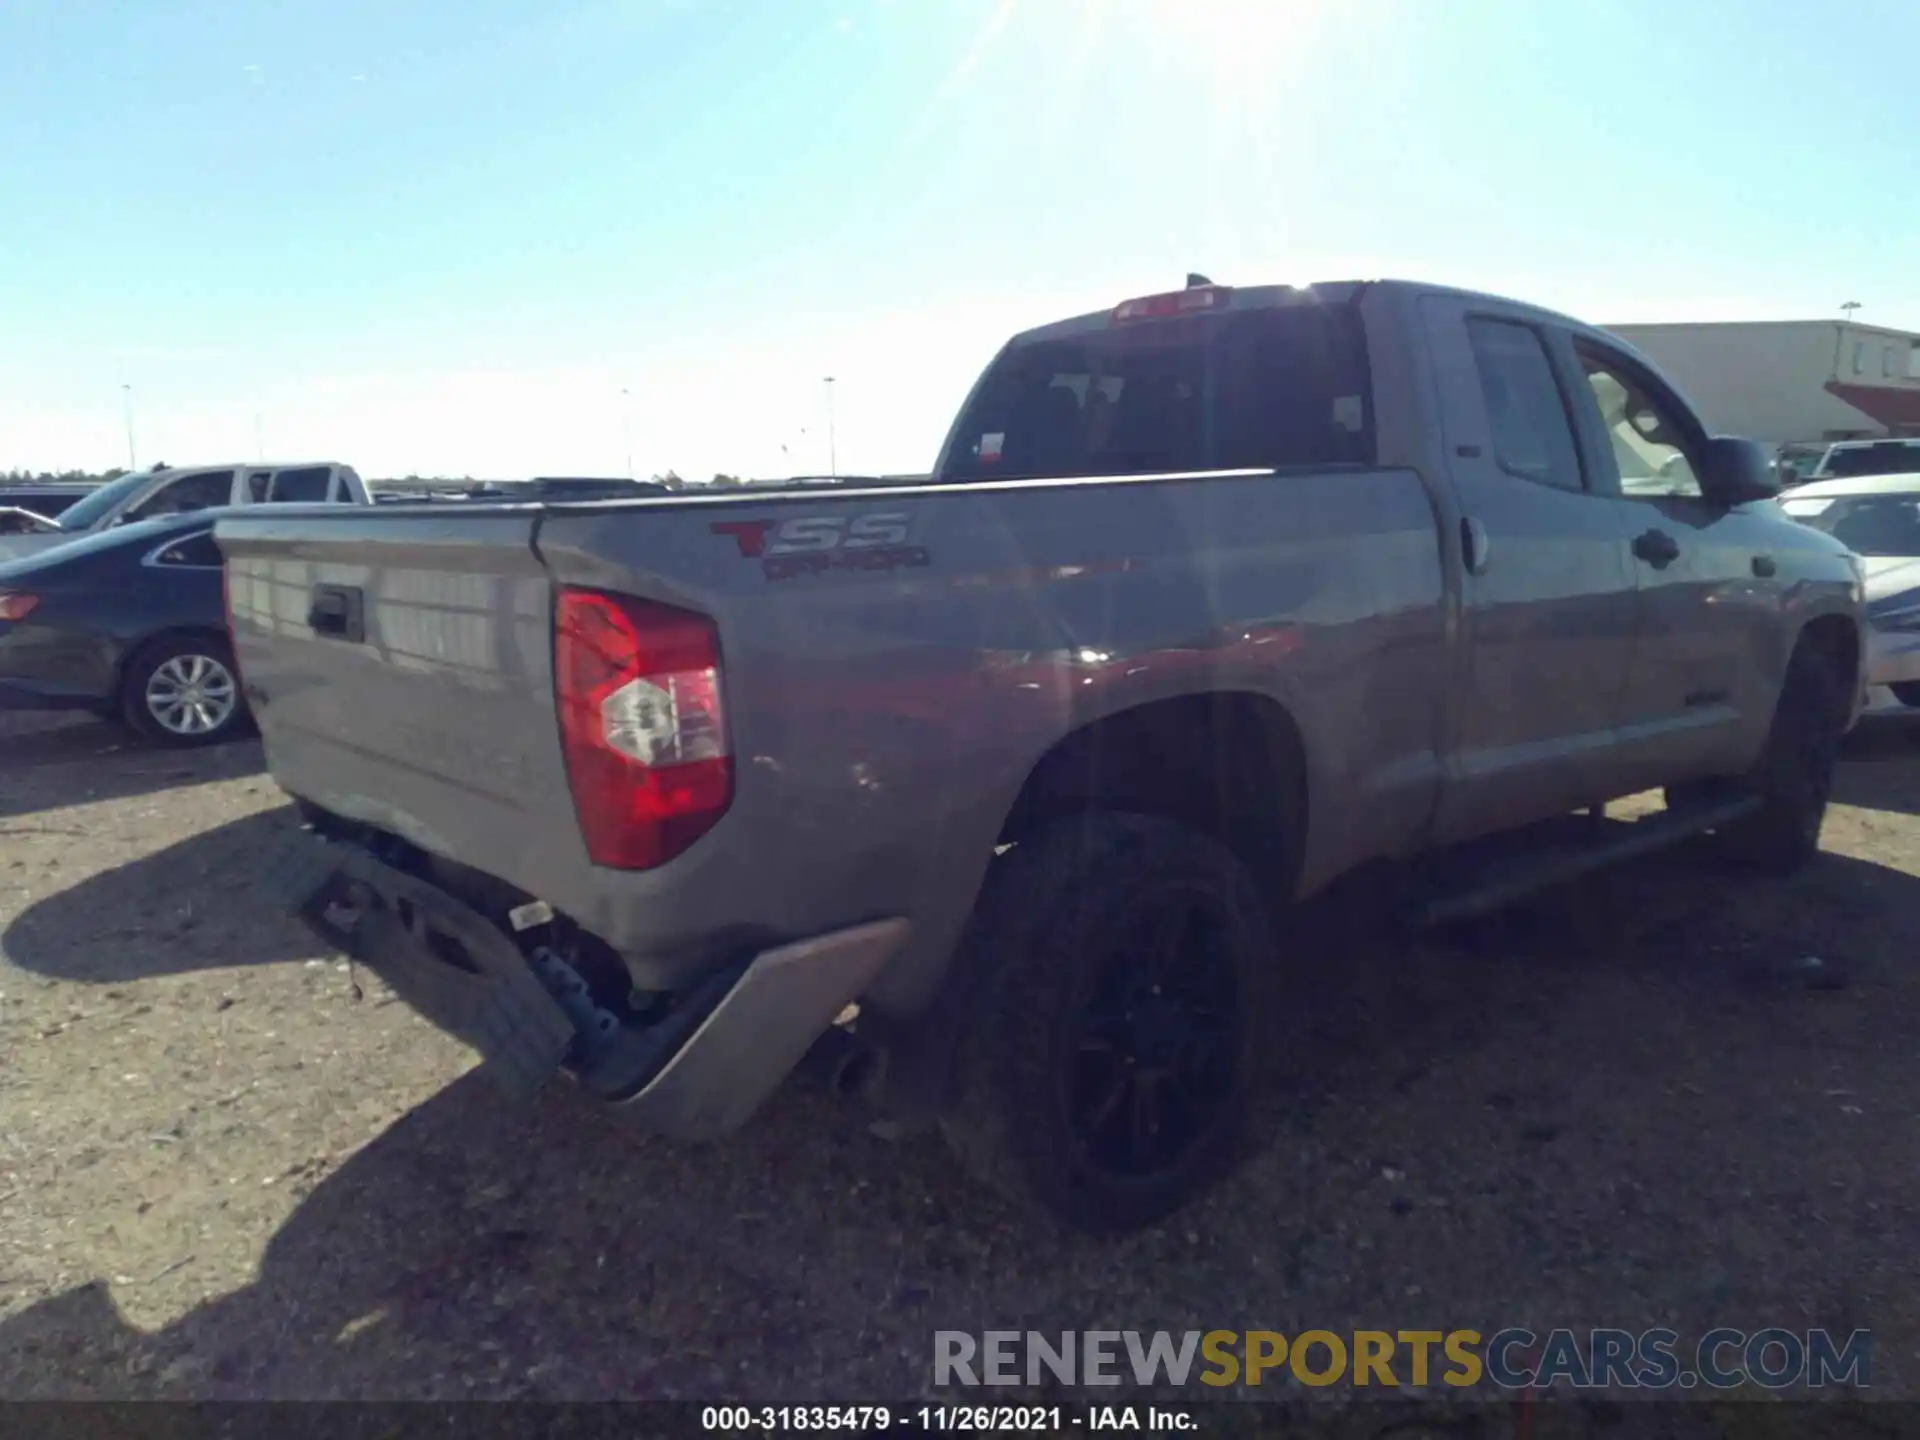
[701,1405,1197,1432]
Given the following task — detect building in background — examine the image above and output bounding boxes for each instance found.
[1605,319,1920,452]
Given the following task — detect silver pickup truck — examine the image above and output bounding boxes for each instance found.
[219,278,1867,1232]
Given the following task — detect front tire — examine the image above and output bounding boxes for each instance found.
[1891,682,1920,709]
[121,634,247,748]
[1673,640,1850,876]
[942,813,1274,1234]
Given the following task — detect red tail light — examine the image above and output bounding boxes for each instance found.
[0,593,39,621]
[554,587,732,870]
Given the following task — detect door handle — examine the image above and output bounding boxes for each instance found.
[1631,528,1681,568]
[1460,516,1491,575]
[308,584,365,643]
[1751,554,1777,578]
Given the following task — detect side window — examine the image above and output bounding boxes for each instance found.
[151,530,222,568]
[268,467,332,502]
[123,470,235,523]
[1464,318,1585,492]
[247,471,274,501]
[1573,346,1703,500]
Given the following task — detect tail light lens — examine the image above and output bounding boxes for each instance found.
[554,587,732,870]
[0,593,39,621]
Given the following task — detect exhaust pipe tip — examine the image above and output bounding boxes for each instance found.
[827,1042,887,1103]
[802,1027,888,1103]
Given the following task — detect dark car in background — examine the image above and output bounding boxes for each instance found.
[0,510,247,746]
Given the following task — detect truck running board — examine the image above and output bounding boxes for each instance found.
[1407,792,1764,929]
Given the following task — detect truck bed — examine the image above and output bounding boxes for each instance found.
[218,469,1450,1007]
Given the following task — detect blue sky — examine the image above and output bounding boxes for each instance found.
[3,0,1916,479]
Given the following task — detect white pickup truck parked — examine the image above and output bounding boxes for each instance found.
[0,461,368,560]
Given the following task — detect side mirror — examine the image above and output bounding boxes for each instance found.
[1699,437,1780,506]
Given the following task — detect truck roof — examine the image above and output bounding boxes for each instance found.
[102,460,357,480]
[1007,278,1601,347]
[1824,437,1920,453]
[189,459,357,471]
[1786,471,1920,499]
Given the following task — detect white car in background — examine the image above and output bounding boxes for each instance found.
[1810,437,1920,483]
[1781,473,1920,708]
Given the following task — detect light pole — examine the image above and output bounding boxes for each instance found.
[823,376,837,478]
[121,384,137,471]
[621,387,633,479]
[255,412,264,462]
[1835,302,1864,378]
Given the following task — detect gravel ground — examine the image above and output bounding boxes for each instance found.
[2,707,1918,1404]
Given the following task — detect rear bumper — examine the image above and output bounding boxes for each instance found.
[261,825,908,1139]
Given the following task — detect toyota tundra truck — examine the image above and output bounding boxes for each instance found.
[217,278,1867,1233]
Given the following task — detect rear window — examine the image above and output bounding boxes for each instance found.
[940,305,1373,481]
[1819,443,1920,478]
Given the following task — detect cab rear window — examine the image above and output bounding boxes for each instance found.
[942,305,1374,481]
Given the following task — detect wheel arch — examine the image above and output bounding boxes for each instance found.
[1791,609,1862,716]
[114,623,235,693]
[863,688,1313,1122]
[995,688,1311,897]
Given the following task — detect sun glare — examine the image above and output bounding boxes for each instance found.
[1131,0,1333,87]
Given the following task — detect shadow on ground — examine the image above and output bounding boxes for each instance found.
[3,832,1913,1401]
[2,809,306,981]
[1835,716,1920,816]
[0,716,264,821]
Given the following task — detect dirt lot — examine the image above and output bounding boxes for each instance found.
[2,707,1918,1403]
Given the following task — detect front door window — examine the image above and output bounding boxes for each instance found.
[122,470,235,523]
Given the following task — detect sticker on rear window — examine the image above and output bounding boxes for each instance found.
[979,432,1005,463]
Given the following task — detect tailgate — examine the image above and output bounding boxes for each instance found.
[217,505,592,897]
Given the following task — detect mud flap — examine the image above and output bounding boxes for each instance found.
[261,825,575,1105]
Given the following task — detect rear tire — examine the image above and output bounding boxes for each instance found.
[941,813,1274,1235]
[1891,682,1920,709]
[121,634,248,748]
[1671,639,1849,876]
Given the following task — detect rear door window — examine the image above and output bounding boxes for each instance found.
[941,304,1373,481]
[150,529,224,568]
[1464,318,1586,492]
[268,467,334,502]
